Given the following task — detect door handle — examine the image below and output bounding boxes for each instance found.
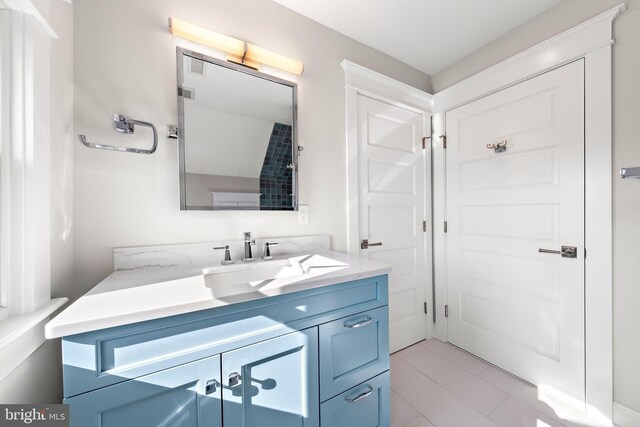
[361,239,382,249]
[538,246,577,258]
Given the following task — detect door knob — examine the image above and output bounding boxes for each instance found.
[538,246,577,258]
[361,239,382,250]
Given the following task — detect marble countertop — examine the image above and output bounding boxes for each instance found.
[45,249,390,339]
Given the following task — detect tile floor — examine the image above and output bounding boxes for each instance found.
[390,339,599,427]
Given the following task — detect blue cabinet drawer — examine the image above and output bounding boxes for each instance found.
[320,371,390,427]
[63,275,388,398]
[319,306,389,401]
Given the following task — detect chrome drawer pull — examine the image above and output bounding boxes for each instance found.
[344,316,372,328]
[345,385,373,403]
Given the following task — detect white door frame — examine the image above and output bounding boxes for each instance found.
[342,60,434,339]
[431,5,624,423]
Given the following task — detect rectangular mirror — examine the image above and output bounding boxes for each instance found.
[177,48,298,211]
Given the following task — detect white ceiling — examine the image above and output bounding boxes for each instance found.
[273,0,561,75]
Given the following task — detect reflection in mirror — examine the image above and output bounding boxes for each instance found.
[177,48,297,211]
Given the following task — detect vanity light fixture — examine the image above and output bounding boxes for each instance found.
[168,17,304,75]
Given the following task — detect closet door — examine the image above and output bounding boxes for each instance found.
[356,94,431,353]
[445,60,585,400]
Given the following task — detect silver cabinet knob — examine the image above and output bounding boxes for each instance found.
[229,372,241,387]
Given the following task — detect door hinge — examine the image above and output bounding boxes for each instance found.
[424,302,428,314]
[441,134,447,149]
[444,221,448,233]
[444,305,449,317]
[584,248,587,258]
[423,220,427,232]
[422,136,430,149]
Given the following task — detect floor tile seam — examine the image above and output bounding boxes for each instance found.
[477,374,564,421]
[393,382,438,427]
[397,375,499,426]
[499,393,572,426]
[392,369,430,391]
[423,368,511,417]
[418,341,493,377]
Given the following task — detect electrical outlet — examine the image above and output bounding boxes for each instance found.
[298,205,309,224]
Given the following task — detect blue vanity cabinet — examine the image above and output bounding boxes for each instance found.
[222,327,319,427]
[60,274,390,427]
[64,354,222,427]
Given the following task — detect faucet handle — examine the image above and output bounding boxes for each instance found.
[213,245,234,265]
[263,242,278,260]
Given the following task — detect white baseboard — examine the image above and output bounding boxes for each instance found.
[614,402,640,427]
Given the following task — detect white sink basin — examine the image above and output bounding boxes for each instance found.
[202,254,348,298]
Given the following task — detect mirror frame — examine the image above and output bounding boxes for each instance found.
[176,47,299,211]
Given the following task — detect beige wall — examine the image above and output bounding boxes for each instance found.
[72,0,431,299]
[432,0,640,413]
[0,0,74,403]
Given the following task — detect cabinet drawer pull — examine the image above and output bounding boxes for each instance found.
[345,385,373,403]
[344,316,372,329]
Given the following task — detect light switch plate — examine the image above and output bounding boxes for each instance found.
[298,205,309,224]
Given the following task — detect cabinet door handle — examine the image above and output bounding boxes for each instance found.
[229,372,241,387]
[344,316,372,329]
[345,385,373,403]
[205,379,219,395]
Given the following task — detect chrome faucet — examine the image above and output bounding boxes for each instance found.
[242,232,256,262]
[263,242,278,260]
[213,245,234,265]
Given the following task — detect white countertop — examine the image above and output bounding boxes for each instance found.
[45,250,390,339]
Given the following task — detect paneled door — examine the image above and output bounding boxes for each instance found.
[445,60,585,399]
[66,355,222,427]
[222,328,319,427]
[357,94,431,353]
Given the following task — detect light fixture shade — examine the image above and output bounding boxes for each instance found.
[169,17,304,76]
[246,44,304,76]
[169,17,245,58]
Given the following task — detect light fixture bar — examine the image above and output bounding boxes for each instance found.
[168,17,304,75]
[246,43,304,76]
[168,17,245,58]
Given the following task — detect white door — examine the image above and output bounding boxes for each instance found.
[356,94,431,353]
[445,60,585,400]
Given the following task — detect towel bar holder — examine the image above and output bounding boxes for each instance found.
[78,114,158,154]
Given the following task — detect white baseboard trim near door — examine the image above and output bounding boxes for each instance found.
[614,402,640,427]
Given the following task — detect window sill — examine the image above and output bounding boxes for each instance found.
[0,298,68,382]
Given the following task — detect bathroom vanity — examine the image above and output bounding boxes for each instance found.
[46,236,391,427]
